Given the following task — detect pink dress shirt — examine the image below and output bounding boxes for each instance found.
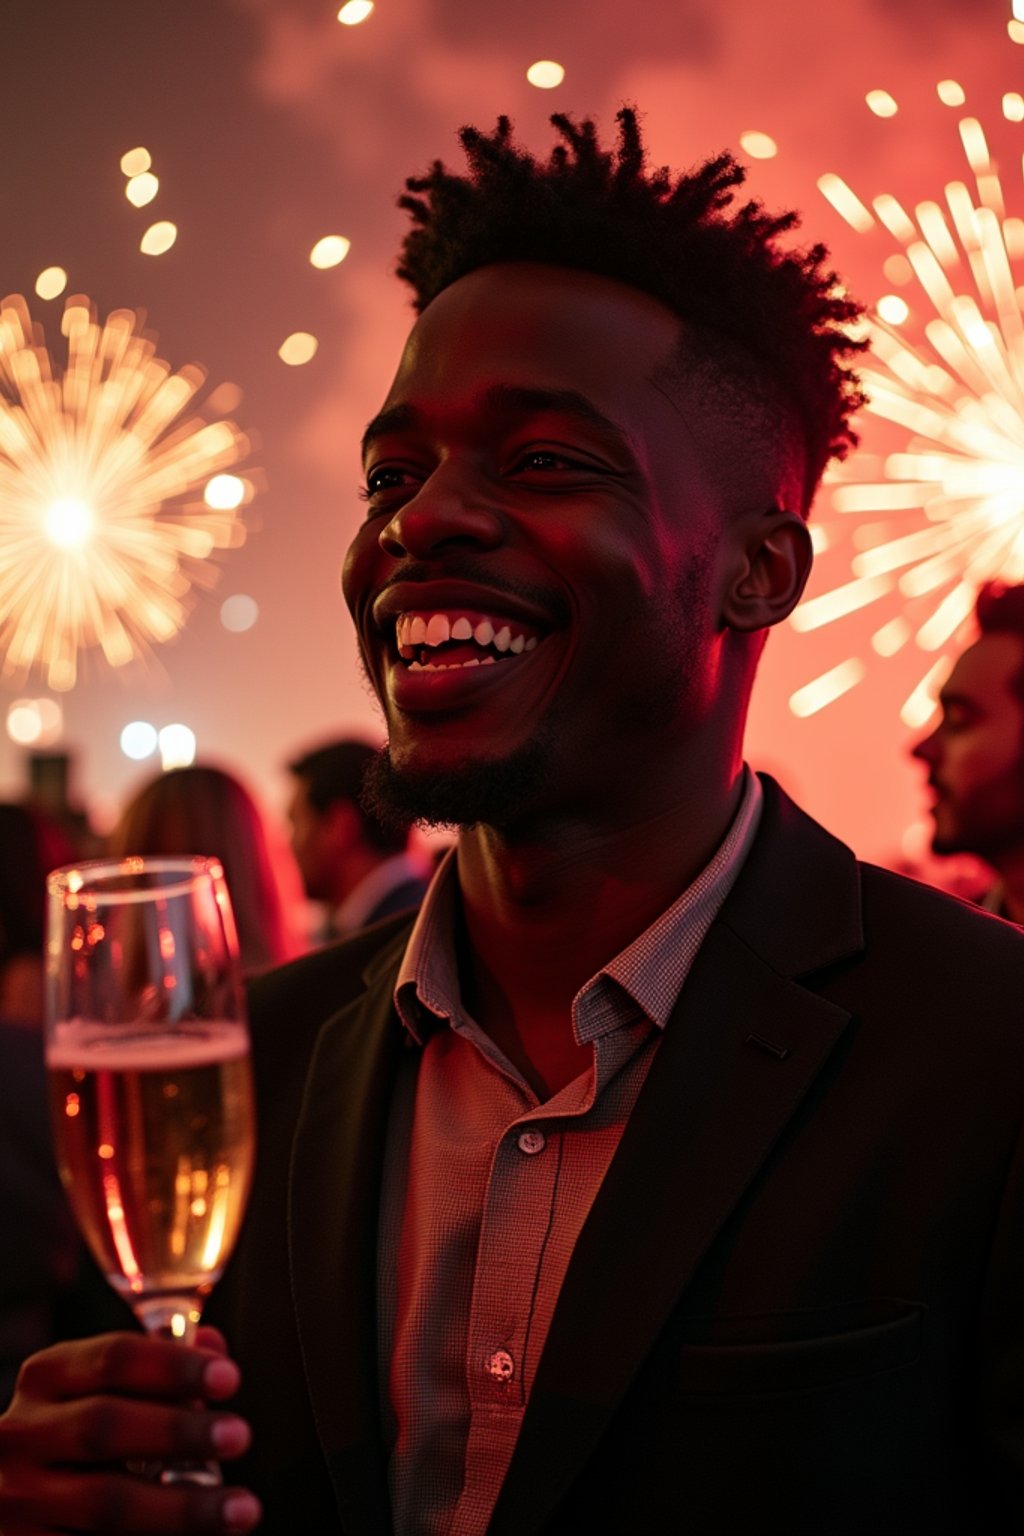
[377,770,763,1535]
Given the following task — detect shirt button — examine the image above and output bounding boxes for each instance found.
[517,1128,546,1155]
[486,1349,515,1383]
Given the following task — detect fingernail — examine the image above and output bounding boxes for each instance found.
[211,1415,251,1455]
[222,1492,261,1532]
[204,1357,241,1397]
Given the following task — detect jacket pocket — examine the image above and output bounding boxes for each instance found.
[676,1297,924,1397]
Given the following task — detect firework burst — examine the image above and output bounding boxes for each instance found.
[789,84,1024,726]
[0,294,251,690]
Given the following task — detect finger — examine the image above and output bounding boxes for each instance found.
[1,1396,251,1466]
[0,1467,261,1534]
[17,1335,241,1406]
[195,1326,228,1356]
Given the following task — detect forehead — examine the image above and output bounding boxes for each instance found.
[381,262,686,426]
[943,633,1024,708]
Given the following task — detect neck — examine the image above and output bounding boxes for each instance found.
[451,760,746,1094]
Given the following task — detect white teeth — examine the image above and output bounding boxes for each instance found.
[481,656,496,665]
[397,611,544,666]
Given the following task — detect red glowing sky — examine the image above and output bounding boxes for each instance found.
[0,0,1018,874]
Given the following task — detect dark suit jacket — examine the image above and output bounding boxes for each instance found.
[210,778,1024,1533]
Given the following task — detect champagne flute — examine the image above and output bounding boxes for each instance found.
[44,855,256,1485]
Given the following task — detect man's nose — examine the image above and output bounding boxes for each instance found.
[378,469,504,559]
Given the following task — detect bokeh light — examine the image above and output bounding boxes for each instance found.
[35,267,68,301]
[875,293,909,325]
[882,253,914,286]
[789,660,867,718]
[220,594,259,633]
[310,235,351,269]
[140,221,177,256]
[936,80,966,106]
[1003,92,1024,123]
[526,60,565,89]
[206,381,244,415]
[817,173,873,231]
[44,497,94,549]
[159,723,196,770]
[278,331,318,366]
[204,473,247,510]
[739,131,778,160]
[0,293,251,689]
[120,721,158,760]
[7,701,43,745]
[1011,19,1024,44]
[865,89,898,118]
[5,698,62,746]
[126,172,159,208]
[120,146,151,177]
[337,0,374,22]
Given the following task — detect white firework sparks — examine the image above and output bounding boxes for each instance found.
[0,294,251,690]
[789,84,1024,726]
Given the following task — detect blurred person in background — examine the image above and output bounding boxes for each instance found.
[0,803,81,1406]
[912,581,1024,923]
[287,738,431,939]
[110,764,305,973]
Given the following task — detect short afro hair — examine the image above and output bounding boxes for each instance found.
[397,107,866,514]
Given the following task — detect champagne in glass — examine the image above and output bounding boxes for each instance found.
[45,856,256,1482]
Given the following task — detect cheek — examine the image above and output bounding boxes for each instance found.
[341,524,382,614]
[950,731,1019,792]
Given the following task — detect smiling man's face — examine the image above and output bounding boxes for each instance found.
[342,262,755,831]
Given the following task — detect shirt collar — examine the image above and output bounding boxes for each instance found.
[394,768,763,1044]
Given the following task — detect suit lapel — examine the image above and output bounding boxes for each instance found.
[490,779,864,1535]
[288,934,407,1536]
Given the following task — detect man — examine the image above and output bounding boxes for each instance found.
[913,581,1024,922]
[3,110,1024,1534]
[287,738,431,938]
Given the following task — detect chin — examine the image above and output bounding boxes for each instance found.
[362,733,554,833]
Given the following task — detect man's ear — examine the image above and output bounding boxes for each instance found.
[720,506,814,634]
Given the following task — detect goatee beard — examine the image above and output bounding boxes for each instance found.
[360,731,554,833]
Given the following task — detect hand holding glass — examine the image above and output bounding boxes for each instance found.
[45,856,255,1483]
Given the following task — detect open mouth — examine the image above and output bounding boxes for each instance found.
[394,609,542,672]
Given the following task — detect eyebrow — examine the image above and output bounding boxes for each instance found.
[360,383,637,460]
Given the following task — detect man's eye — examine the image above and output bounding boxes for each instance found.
[359,466,419,503]
[512,450,581,473]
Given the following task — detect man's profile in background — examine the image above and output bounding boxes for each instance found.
[913,581,1024,922]
[287,738,431,937]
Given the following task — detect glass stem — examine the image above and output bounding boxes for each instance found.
[134,1293,202,1345]
[131,1294,221,1487]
